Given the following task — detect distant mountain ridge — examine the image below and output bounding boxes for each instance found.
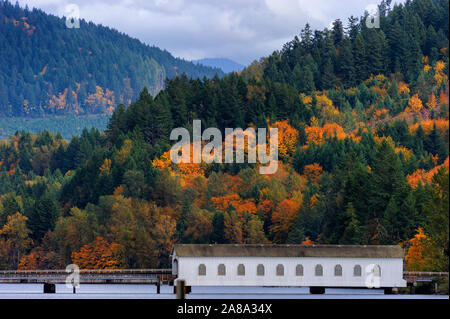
[193,58,245,73]
[0,0,223,118]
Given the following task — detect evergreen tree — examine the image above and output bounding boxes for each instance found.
[28,192,61,241]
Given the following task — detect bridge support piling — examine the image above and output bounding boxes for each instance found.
[309,287,325,294]
[157,278,161,294]
[383,287,393,295]
[407,282,416,295]
[43,283,55,294]
[175,279,186,299]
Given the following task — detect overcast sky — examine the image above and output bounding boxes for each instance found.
[18,0,405,65]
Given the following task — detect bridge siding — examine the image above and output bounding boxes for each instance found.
[0,269,446,285]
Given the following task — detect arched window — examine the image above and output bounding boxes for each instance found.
[257,264,265,276]
[315,264,323,276]
[237,264,245,276]
[218,264,226,276]
[373,265,381,277]
[198,264,206,276]
[334,264,342,276]
[353,265,362,277]
[276,264,284,276]
[296,264,304,276]
[172,259,179,275]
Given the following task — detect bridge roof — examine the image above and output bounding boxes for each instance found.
[172,244,404,258]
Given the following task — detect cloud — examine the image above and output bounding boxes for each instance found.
[18,0,405,65]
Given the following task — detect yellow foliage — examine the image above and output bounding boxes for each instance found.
[408,94,423,112]
[115,140,133,164]
[300,94,312,105]
[409,118,449,136]
[434,61,448,86]
[426,93,437,110]
[99,158,111,176]
[270,120,299,159]
[398,82,410,95]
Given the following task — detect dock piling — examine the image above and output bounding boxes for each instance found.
[175,279,186,299]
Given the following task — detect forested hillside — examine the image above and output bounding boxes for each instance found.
[0,0,448,272]
[193,58,246,73]
[0,0,222,118]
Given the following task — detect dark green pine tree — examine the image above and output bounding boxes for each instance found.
[287,214,306,244]
[425,124,448,164]
[340,203,363,245]
[331,19,344,47]
[106,103,127,143]
[28,193,61,241]
[346,15,359,41]
[321,57,336,89]
[293,64,315,94]
[364,29,386,76]
[338,38,355,87]
[369,140,408,220]
[352,34,367,83]
[0,195,21,225]
[0,170,12,195]
[211,210,226,244]
[387,21,407,74]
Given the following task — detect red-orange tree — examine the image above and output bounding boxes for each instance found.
[71,237,125,269]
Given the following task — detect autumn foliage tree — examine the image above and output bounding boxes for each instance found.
[405,228,435,271]
[0,213,33,269]
[408,94,424,112]
[270,199,301,243]
[71,237,125,269]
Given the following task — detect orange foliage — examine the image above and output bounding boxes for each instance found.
[301,237,313,245]
[85,86,116,114]
[304,126,324,145]
[398,82,410,95]
[305,123,346,146]
[210,193,257,215]
[257,200,274,217]
[18,252,39,270]
[373,108,389,121]
[408,94,423,112]
[409,118,449,136]
[434,61,448,86]
[270,120,299,159]
[270,198,301,243]
[440,89,449,107]
[323,123,346,140]
[300,93,313,105]
[407,157,449,188]
[305,123,346,145]
[303,163,323,183]
[152,143,204,177]
[371,86,388,99]
[426,93,437,110]
[71,237,125,269]
[99,158,111,176]
[405,228,434,271]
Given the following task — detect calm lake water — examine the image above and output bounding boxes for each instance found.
[0,284,448,299]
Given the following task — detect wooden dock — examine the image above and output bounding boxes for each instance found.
[0,269,176,284]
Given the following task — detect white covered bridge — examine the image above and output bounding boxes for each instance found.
[171,244,407,294]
